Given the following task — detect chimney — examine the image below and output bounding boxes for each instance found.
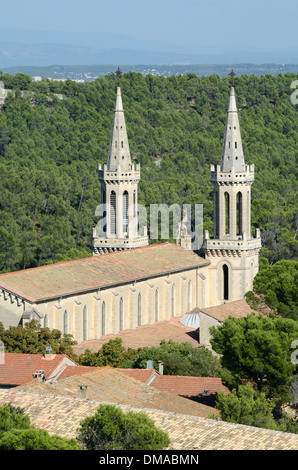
[32,370,46,382]
[146,360,154,369]
[158,361,164,375]
[78,385,88,399]
[43,346,56,360]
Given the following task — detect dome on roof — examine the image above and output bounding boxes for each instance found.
[180,310,200,329]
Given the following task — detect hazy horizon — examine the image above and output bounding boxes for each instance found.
[1,0,298,66]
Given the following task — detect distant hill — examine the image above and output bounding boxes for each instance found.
[2,63,298,82]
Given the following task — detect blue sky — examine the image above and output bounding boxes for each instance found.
[1,0,297,50]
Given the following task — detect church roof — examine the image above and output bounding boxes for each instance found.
[220,86,246,173]
[0,243,209,303]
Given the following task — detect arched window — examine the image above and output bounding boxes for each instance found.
[44,315,48,328]
[215,190,219,237]
[236,192,242,236]
[223,265,229,300]
[133,190,136,234]
[138,293,142,326]
[110,191,116,235]
[155,288,159,322]
[171,284,175,316]
[83,305,88,341]
[63,310,68,335]
[119,297,124,331]
[224,192,230,234]
[122,191,128,233]
[188,280,192,311]
[102,302,106,336]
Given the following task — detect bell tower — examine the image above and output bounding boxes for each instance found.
[203,77,261,305]
[92,77,148,255]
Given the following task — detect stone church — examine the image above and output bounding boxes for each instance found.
[0,82,261,344]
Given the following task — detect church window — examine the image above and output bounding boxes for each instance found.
[155,288,159,321]
[102,302,106,336]
[188,280,192,310]
[63,310,68,335]
[83,305,88,341]
[224,192,230,234]
[121,141,124,148]
[44,315,49,328]
[236,192,242,235]
[119,297,124,331]
[110,191,116,235]
[123,191,128,233]
[115,141,117,148]
[215,191,219,237]
[138,293,142,326]
[228,141,231,149]
[235,142,238,149]
[171,284,175,316]
[223,265,229,300]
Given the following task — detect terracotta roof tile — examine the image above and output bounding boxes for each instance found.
[15,367,217,419]
[1,390,297,450]
[73,315,201,354]
[0,243,208,303]
[0,353,77,386]
[200,299,255,322]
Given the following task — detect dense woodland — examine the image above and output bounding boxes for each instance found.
[0,71,297,273]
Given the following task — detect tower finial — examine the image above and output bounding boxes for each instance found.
[229,69,236,87]
[116,67,122,87]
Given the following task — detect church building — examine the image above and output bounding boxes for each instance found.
[0,81,261,344]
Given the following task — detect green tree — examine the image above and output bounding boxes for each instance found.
[77,404,170,450]
[0,404,81,450]
[0,320,77,359]
[0,404,31,436]
[215,383,288,431]
[78,338,139,368]
[252,260,298,320]
[123,340,222,377]
[210,313,298,400]
[0,428,81,450]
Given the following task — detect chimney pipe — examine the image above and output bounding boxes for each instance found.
[158,361,163,375]
[32,370,46,382]
[78,385,88,399]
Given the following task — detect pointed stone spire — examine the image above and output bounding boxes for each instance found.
[220,86,245,173]
[107,86,132,172]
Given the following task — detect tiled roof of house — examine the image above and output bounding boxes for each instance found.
[72,315,201,355]
[15,367,217,419]
[149,375,230,396]
[58,365,158,385]
[0,353,77,386]
[0,243,208,303]
[0,389,297,450]
[148,375,230,407]
[200,299,255,322]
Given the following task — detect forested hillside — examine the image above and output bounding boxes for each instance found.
[0,71,297,273]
